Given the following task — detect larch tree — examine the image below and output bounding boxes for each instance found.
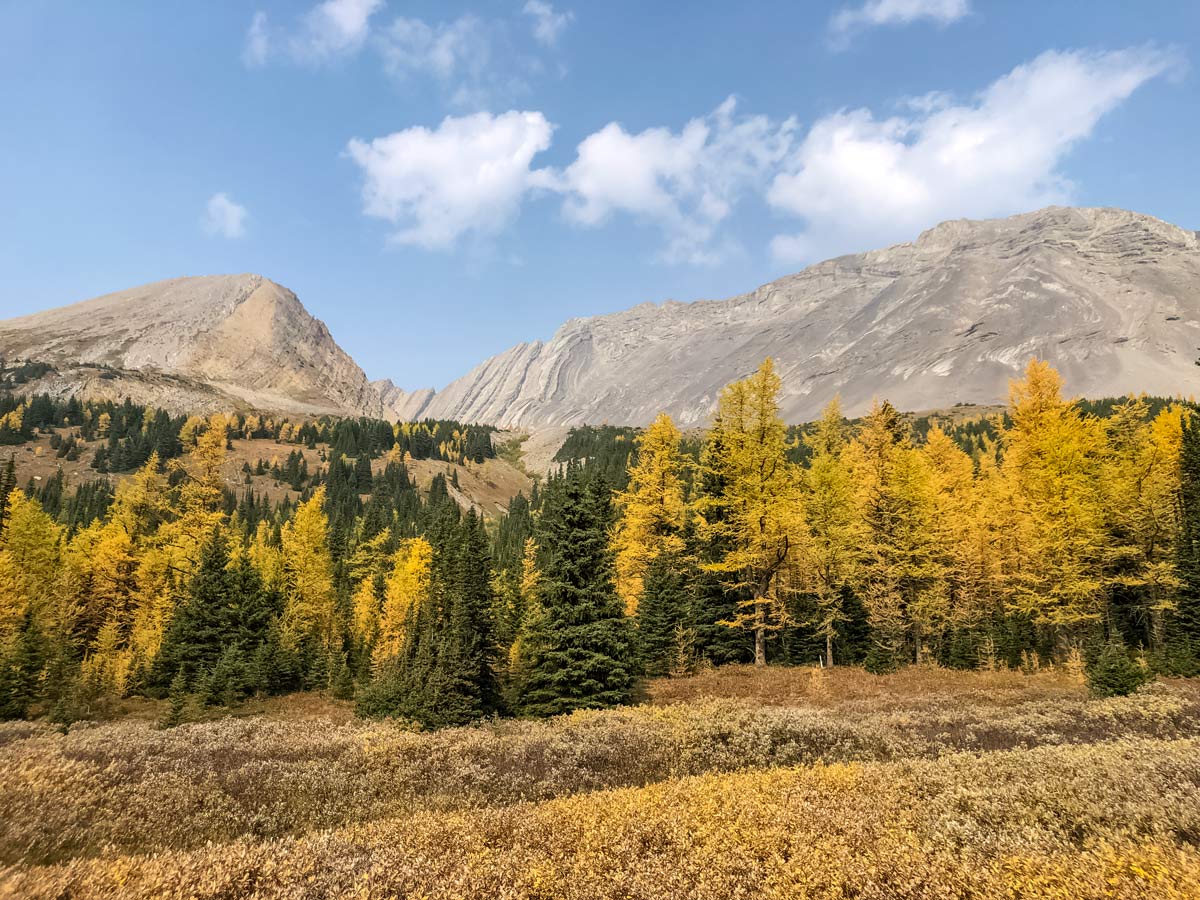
[0,490,63,637]
[612,412,688,615]
[921,424,994,662]
[373,537,433,667]
[1101,400,1184,650]
[998,359,1108,648]
[280,487,337,654]
[696,359,803,666]
[795,397,859,667]
[845,401,942,669]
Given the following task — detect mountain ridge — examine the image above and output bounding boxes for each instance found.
[385,206,1200,426]
[0,274,385,418]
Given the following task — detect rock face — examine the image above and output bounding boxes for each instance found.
[371,379,437,422]
[0,274,385,417]
[399,206,1200,426]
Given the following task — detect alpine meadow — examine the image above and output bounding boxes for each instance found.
[4,1,1200,897]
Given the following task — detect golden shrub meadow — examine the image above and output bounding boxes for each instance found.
[3,358,1200,896]
[3,670,1200,897]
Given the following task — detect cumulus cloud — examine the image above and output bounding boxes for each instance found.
[523,1,573,47]
[558,98,796,264]
[768,47,1179,263]
[202,193,248,239]
[829,0,969,44]
[346,111,556,249]
[242,0,383,66]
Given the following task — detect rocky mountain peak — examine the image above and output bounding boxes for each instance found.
[383,206,1200,427]
[0,274,384,417]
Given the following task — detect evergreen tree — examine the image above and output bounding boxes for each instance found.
[515,466,635,717]
[0,608,44,719]
[153,531,235,688]
[162,667,188,727]
[1170,410,1200,673]
[636,550,693,676]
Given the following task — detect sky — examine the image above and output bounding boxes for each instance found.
[1,1,1197,390]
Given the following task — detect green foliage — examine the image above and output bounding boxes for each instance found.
[162,668,188,728]
[515,465,636,717]
[1086,641,1151,697]
[636,551,693,676]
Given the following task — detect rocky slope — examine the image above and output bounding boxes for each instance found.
[395,206,1200,426]
[0,274,385,417]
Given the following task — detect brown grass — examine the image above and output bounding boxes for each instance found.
[2,667,1199,897]
[4,738,1199,899]
[647,662,1092,708]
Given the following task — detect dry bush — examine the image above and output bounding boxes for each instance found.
[1,682,1198,866]
[646,662,1091,708]
[4,738,1199,899]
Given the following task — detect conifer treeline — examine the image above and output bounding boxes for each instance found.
[2,358,1199,726]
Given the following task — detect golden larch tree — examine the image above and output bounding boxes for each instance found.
[280,487,336,652]
[612,412,688,615]
[695,359,803,666]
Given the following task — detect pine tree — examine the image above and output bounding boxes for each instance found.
[515,466,635,717]
[153,530,236,688]
[0,608,44,719]
[0,456,16,535]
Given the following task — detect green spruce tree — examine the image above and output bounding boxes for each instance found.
[516,465,636,717]
[1170,412,1200,674]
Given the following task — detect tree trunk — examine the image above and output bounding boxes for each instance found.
[825,631,835,668]
[754,597,766,666]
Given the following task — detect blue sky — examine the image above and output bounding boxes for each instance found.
[1,1,1197,389]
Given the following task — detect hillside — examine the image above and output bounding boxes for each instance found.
[0,275,385,418]
[392,206,1200,426]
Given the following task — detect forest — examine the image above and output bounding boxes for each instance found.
[1,357,1198,726]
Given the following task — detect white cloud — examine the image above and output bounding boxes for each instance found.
[830,0,969,43]
[242,11,270,68]
[768,47,1179,263]
[523,1,573,47]
[376,14,497,106]
[558,98,796,264]
[202,193,248,239]
[346,111,556,249]
[294,0,383,61]
[376,13,542,108]
[243,0,383,66]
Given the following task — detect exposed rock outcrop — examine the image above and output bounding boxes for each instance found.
[400,206,1200,426]
[0,274,385,417]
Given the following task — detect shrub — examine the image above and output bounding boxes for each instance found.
[1087,641,1151,697]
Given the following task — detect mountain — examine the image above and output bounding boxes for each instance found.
[392,206,1200,427]
[0,274,385,417]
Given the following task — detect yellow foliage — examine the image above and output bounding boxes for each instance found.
[696,359,804,664]
[374,536,433,665]
[280,487,336,651]
[612,412,687,614]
